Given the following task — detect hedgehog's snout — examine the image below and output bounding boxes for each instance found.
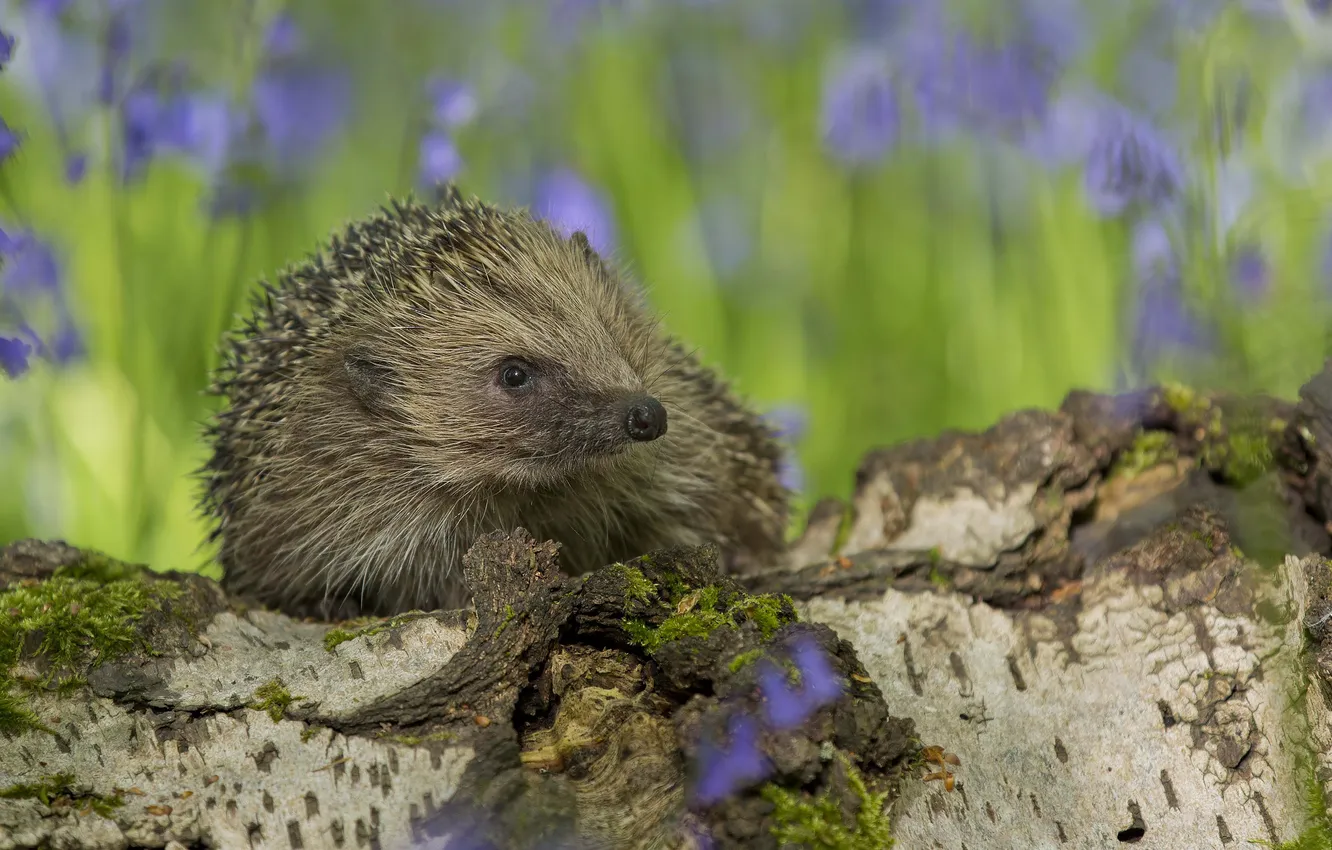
[624,396,667,442]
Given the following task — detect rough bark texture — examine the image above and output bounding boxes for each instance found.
[8,368,1332,849]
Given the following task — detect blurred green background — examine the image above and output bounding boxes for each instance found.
[2,0,1332,575]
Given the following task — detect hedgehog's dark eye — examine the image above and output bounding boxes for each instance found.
[499,361,534,390]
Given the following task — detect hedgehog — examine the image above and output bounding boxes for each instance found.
[199,185,790,619]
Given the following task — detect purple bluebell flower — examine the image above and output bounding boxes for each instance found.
[0,335,31,378]
[764,405,809,493]
[251,65,351,170]
[532,168,616,255]
[0,228,60,295]
[1230,247,1270,302]
[1127,218,1210,373]
[760,640,845,729]
[30,0,74,15]
[0,29,14,69]
[121,83,236,181]
[263,12,304,58]
[48,314,82,363]
[693,715,769,805]
[418,130,463,187]
[64,152,86,184]
[426,77,477,128]
[765,405,808,442]
[820,46,898,165]
[777,456,804,495]
[1083,104,1183,217]
[22,0,100,136]
[898,13,1051,143]
[0,118,22,163]
[1017,0,1088,70]
[98,7,133,105]
[1131,284,1211,369]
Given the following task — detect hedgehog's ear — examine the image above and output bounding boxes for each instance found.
[571,231,596,260]
[343,345,397,416]
[572,231,617,287]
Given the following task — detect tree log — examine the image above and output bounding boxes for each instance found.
[5,371,1332,849]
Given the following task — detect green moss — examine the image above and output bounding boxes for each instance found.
[0,773,124,818]
[1162,382,1210,421]
[728,649,764,673]
[928,566,950,590]
[496,604,517,636]
[761,755,893,849]
[323,612,429,652]
[0,572,181,708]
[736,593,794,641]
[612,564,655,606]
[0,684,49,736]
[1111,430,1178,479]
[1201,428,1275,487]
[249,678,303,722]
[1271,775,1332,849]
[52,552,147,583]
[380,729,455,746]
[623,583,796,656]
[1159,383,1277,486]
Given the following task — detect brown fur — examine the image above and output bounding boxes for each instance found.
[200,186,789,618]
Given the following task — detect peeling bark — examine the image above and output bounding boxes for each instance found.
[8,369,1332,849]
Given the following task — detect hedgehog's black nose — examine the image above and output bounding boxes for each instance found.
[625,397,668,442]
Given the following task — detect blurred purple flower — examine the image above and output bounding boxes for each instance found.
[820,47,899,165]
[0,29,14,69]
[765,405,808,442]
[263,12,304,58]
[1231,247,1270,302]
[764,405,808,494]
[900,16,1051,143]
[30,0,74,15]
[532,168,616,254]
[777,456,804,495]
[0,228,82,368]
[121,85,236,181]
[0,335,31,378]
[22,1,99,139]
[0,228,60,295]
[1132,285,1210,368]
[97,7,133,105]
[64,152,86,184]
[48,314,82,363]
[251,66,351,169]
[418,130,463,187]
[760,639,845,729]
[693,715,769,806]
[0,118,22,163]
[426,77,477,128]
[1083,105,1183,217]
[1018,0,1089,69]
[1128,218,1210,372]
[1131,215,1177,280]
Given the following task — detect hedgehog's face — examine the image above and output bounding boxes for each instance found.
[337,225,674,490]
